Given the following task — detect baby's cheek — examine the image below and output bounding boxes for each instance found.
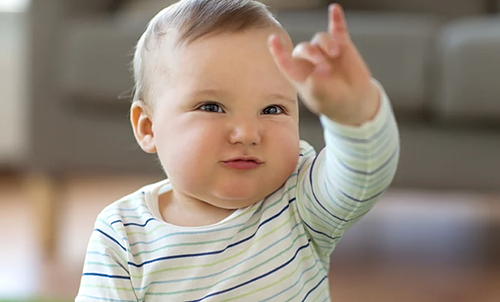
[166,131,215,174]
[272,131,301,175]
[283,149,301,176]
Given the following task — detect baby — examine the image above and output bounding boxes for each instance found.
[76,0,399,301]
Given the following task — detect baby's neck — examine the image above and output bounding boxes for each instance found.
[158,190,236,227]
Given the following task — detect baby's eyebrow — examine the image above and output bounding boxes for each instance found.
[191,89,296,104]
[268,93,297,105]
[193,89,229,98]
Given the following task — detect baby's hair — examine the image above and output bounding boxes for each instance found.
[132,0,280,105]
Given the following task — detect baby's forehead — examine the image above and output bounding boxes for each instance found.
[146,28,279,69]
[142,28,295,101]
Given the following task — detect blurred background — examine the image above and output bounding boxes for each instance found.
[1,0,500,301]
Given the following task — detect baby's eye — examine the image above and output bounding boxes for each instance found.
[199,103,224,113]
[262,105,284,115]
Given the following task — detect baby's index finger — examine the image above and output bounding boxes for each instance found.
[268,35,294,74]
[268,34,313,83]
[268,35,289,65]
[268,34,284,55]
[328,3,347,35]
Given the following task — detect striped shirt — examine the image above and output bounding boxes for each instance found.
[76,82,399,302]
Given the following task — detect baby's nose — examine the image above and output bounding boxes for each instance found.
[228,117,262,146]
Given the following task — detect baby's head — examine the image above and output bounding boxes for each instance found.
[131,0,301,210]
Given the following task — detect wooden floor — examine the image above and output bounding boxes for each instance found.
[1,172,499,301]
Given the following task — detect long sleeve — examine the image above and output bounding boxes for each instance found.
[296,79,400,262]
[76,215,138,302]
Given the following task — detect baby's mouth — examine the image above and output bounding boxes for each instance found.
[222,157,263,170]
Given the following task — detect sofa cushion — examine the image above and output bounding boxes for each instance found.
[431,16,500,122]
[57,17,146,104]
[275,10,440,114]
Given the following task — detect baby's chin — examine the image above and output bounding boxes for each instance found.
[210,190,270,210]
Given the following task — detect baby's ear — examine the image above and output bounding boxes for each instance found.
[130,101,157,154]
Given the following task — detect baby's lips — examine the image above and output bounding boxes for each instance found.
[223,156,263,164]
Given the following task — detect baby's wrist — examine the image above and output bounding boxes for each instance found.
[324,81,381,126]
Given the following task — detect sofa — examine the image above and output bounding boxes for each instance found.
[24,0,500,191]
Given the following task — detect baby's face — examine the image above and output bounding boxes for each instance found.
[149,28,300,209]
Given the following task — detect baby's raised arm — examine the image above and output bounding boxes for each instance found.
[295,81,399,260]
[269,4,400,259]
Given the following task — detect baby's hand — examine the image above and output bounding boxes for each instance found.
[269,3,380,126]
